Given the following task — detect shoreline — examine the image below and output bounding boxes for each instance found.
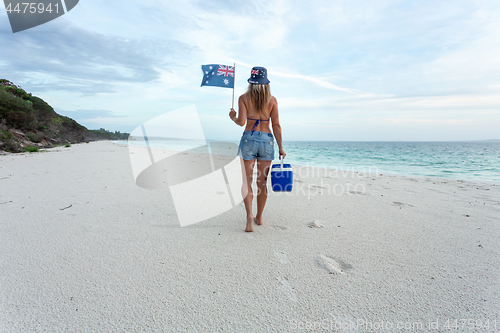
[115,139,500,184]
[4,140,499,190]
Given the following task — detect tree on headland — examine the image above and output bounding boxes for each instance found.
[88,128,129,140]
[0,79,129,153]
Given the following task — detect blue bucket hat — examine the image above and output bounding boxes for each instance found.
[247,66,270,85]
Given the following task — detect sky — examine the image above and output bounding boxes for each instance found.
[1,0,500,141]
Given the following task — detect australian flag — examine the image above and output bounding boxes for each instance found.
[201,64,235,88]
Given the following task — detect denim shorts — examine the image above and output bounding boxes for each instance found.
[237,131,275,161]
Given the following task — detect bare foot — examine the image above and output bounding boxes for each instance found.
[254,217,263,225]
[245,216,254,232]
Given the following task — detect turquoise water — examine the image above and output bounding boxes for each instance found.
[119,140,500,182]
[282,141,500,182]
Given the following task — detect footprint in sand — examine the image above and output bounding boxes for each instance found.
[309,185,326,189]
[274,252,296,301]
[349,190,367,195]
[308,220,324,228]
[391,201,414,207]
[271,225,288,230]
[276,274,298,302]
[318,255,352,275]
[274,250,289,264]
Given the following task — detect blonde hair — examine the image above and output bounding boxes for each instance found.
[245,84,271,118]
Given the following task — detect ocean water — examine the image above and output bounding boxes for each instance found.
[120,139,500,182]
[282,141,500,182]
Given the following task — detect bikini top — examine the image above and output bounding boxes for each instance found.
[247,118,270,136]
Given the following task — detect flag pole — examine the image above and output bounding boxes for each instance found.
[231,63,235,109]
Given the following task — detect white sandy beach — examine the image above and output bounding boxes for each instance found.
[0,141,499,332]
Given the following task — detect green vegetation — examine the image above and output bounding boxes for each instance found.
[0,79,130,153]
[64,143,71,148]
[0,121,21,152]
[51,116,63,125]
[88,128,129,140]
[0,87,35,129]
[25,145,38,153]
[0,129,13,141]
[26,132,43,143]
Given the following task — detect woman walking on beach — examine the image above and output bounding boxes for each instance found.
[229,66,286,232]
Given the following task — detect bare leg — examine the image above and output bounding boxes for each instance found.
[255,159,272,226]
[240,157,256,232]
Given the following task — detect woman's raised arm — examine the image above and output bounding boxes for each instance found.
[229,96,247,127]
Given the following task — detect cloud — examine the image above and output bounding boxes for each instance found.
[272,71,359,94]
[0,20,193,94]
[281,0,500,97]
[58,109,125,120]
[279,92,500,116]
[165,0,290,63]
[231,59,361,95]
[385,118,487,126]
